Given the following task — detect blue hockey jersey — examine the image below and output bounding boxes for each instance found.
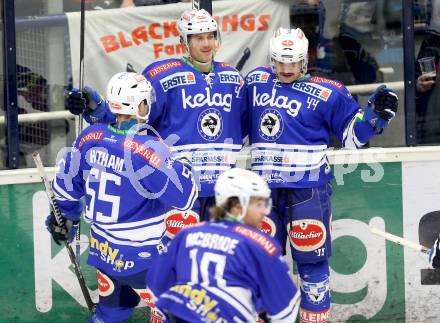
[142,58,247,197]
[148,221,300,322]
[52,123,197,276]
[88,59,247,197]
[246,67,377,188]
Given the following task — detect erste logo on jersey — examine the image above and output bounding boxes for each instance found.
[247,71,270,84]
[259,109,284,141]
[160,72,196,92]
[292,82,332,102]
[165,210,200,239]
[288,219,326,252]
[97,270,115,297]
[260,216,276,237]
[197,108,223,141]
[218,71,242,85]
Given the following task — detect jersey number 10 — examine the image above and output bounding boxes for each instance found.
[189,248,227,287]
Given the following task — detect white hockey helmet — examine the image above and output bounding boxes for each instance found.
[215,168,271,222]
[106,72,154,120]
[269,27,309,74]
[177,9,220,49]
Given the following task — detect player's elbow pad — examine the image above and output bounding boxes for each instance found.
[342,112,376,149]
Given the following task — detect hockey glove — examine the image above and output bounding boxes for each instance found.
[429,235,440,269]
[45,212,79,245]
[363,85,398,132]
[65,88,86,115]
[65,86,107,124]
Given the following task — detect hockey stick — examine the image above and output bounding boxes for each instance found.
[370,227,430,254]
[75,0,87,264]
[126,62,137,73]
[77,0,86,136]
[192,0,212,14]
[235,47,251,72]
[32,152,95,313]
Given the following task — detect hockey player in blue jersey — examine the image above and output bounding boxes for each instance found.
[246,27,398,323]
[147,168,300,322]
[46,72,197,323]
[65,8,247,239]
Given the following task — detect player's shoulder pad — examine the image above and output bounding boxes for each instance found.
[215,61,241,74]
[232,223,280,257]
[143,58,184,80]
[308,76,348,91]
[245,66,272,85]
[74,124,107,149]
[307,76,352,98]
[122,134,170,169]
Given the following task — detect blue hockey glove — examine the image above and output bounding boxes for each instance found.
[45,212,79,245]
[65,86,107,124]
[364,85,398,131]
[429,235,440,269]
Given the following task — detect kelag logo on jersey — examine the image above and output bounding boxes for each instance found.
[292,82,332,102]
[182,88,232,112]
[252,87,302,117]
[259,109,284,141]
[247,71,270,84]
[218,71,242,85]
[197,109,223,141]
[160,72,196,92]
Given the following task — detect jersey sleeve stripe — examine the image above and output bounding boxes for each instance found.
[52,178,79,202]
[169,143,242,151]
[342,112,364,149]
[174,179,198,211]
[250,143,327,151]
[96,213,165,229]
[268,289,301,322]
[91,225,165,247]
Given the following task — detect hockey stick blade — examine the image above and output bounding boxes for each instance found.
[370,226,430,254]
[32,152,95,313]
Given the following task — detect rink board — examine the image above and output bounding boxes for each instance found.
[1,156,439,322]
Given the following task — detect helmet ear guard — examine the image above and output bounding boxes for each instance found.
[214,168,271,222]
[269,27,309,75]
[106,72,155,121]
